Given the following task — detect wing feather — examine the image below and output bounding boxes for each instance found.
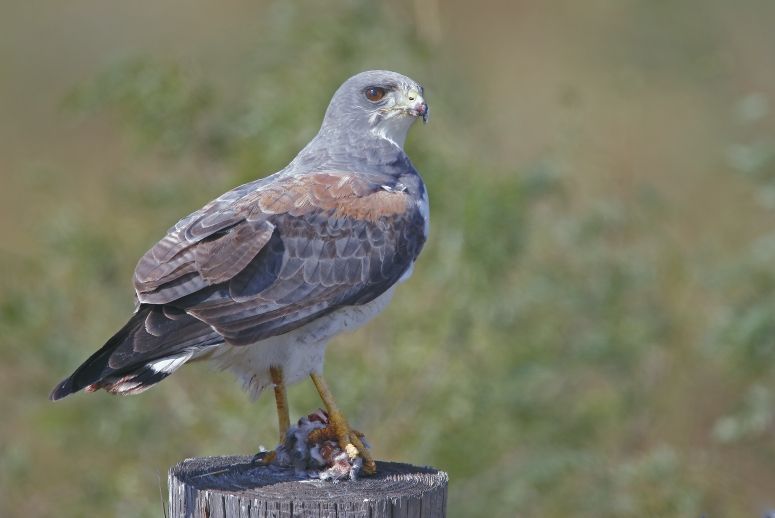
[50,170,426,399]
[132,171,424,355]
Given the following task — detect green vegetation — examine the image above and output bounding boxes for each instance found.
[2,1,775,516]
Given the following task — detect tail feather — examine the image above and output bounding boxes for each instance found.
[50,305,221,400]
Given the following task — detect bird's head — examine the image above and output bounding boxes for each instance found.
[319,70,428,149]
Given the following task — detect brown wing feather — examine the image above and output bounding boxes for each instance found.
[131,171,424,346]
[50,170,425,399]
[135,172,412,304]
[255,172,408,220]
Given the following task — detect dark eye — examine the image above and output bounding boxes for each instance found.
[364,86,386,102]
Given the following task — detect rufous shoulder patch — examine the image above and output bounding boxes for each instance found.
[256,172,408,221]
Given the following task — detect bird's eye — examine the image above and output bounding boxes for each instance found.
[364,86,386,102]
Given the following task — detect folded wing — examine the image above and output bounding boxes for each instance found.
[51,171,425,399]
[136,171,424,343]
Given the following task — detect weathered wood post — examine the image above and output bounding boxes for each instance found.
[168,456,448,517]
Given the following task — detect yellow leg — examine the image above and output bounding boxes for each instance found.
[270,366,291,443]
[257,366,291,465]
[310,372,376,475]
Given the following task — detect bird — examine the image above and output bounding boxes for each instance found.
[50,70,429,475]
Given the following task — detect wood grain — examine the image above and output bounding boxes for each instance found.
[168,456,448,517]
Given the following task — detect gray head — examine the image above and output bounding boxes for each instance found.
[317,70,428,149]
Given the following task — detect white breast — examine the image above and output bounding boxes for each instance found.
[418,188,430,239]
[398,187,429,285]
[209,287,396,398]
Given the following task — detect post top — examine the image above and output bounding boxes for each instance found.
[168,455,449,517]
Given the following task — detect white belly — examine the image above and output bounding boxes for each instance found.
[208,287,396,398]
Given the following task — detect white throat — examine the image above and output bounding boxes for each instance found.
[370,116,415,149]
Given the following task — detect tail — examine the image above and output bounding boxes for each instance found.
[50,305,222,400]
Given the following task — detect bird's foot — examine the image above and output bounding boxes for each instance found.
[251,448,276,465]
[341,430,376,476]
[308,372,377,476]
[307,423,365,445]
[306,410,376,476]
[263,409,374,480]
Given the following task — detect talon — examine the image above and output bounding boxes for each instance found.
[362,460,377,475]
[345,443,359,460]
[307,425,337,445]
[348,431,376,475]
[310,372,378,476]
[253,450,276,465]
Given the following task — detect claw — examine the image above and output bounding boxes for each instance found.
[344,443,359,460]
[348,432,376,475]
[307,425,337,445]
[252,450,276,465]
[309,372,377,476]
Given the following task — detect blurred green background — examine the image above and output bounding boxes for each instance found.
[3,1,775,516]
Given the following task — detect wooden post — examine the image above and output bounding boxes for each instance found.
[168,455,448,517]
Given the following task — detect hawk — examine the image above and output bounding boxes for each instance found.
[50,70,429,475]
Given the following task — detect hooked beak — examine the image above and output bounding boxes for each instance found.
[414,100,429,124]
[402,88,429,124]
